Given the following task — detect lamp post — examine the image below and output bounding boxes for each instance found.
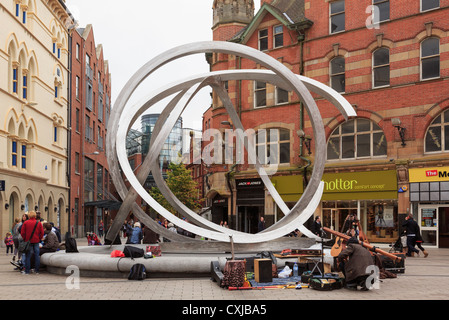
[392,118,406,147]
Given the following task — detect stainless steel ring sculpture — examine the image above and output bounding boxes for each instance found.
[106,41,356,244]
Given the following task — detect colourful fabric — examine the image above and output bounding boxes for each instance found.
[4,236,13,246]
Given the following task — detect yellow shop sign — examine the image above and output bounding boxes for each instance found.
[409,166,449,183]
[322,170,398,201]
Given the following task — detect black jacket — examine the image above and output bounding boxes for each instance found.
[402,218,420,236]
[312,221,322,236]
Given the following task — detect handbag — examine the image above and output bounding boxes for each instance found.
[19,221,38,254]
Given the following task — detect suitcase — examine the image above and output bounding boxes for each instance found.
[379,253,405,273]
[309,277,343,291]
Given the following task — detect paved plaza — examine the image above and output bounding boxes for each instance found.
[1,238,448,304]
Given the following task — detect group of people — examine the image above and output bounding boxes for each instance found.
[121,219,160,244]
[5,211,61,275]
[108,216,199,245]
[308,213,429,291]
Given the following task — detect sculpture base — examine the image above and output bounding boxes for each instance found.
[40,237,317,279]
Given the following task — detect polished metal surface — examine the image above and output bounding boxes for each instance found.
[105,41,356,244]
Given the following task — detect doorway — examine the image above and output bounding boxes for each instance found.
[237,206,261,234]
[322,201,358,232]
[418,204,449,248]
[84,207,94,234]
[439,207,449,248]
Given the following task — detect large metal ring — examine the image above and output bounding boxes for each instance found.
[106,41,356,244]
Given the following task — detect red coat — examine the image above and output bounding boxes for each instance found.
[20,218,44,244]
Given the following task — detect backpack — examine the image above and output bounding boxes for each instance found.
[123,245,144,259]
[65,236,79,253]
[128,263,146,281]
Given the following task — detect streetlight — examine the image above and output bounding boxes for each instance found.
[297,129,312,155]
[391,118,406,147]
[221,121,233,129]
[84,151,100,156]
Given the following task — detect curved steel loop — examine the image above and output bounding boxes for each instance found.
[107,41,355,244]
[117,70,355,238]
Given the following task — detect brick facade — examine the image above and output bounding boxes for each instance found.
[202,0,449,242]
[69,25,113,237]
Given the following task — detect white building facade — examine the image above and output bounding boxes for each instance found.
[0,0,73,237]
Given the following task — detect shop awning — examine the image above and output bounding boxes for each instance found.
[84,199,122,210]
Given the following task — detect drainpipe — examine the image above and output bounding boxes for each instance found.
[298,32,311,187]
[238,56,242,118]
[226,164,237,227]
[67,30,73,238]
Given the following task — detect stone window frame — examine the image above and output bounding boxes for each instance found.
[258,28,269,51]
[326,118,388,161]
[372,47,390,88]
[330,56,345,93]
[424,109,449,154]
[421,0,440,12]
[329,0,345,34]
[273,24,284,49]
[255,127,291,166]
[420,37,440,81]
[372,0,390,24]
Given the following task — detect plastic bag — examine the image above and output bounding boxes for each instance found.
[110,250,125,258]
[278,266,291,278]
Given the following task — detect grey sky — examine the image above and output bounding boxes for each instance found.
[65,0,260,130]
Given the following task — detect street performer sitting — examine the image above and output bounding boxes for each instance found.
[337,229,374,291]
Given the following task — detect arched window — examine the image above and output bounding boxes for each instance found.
[421,37,440,80]
[330,57,345,93]
[12,141,18,167]
[373,47,390,87]
[256,128,290,165]
[12,66,18,94]
[327,119,387,160]
[425,109,449,153]
[22,71,28,99]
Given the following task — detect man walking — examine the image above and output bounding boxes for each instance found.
[402,214,420,257]
[20,211,44,275]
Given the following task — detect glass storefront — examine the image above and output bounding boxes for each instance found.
[322,200,399,243]
[270,170,399,242]
[409,167,449,248]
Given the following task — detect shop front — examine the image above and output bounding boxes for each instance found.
[409,166,449,248]
[211,194,229,226]
[236,178,265,233]
[321,170,399,244]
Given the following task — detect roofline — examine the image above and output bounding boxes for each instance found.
[234,3,313,44]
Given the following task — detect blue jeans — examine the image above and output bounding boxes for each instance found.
[406,236,419,256]
[24,243,40,274]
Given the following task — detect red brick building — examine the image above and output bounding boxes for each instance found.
[204,0,449,247]
[69,25,114,237]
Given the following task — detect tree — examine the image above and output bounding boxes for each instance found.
[149,162,202,217]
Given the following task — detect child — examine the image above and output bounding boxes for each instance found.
[4,232,14,255]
